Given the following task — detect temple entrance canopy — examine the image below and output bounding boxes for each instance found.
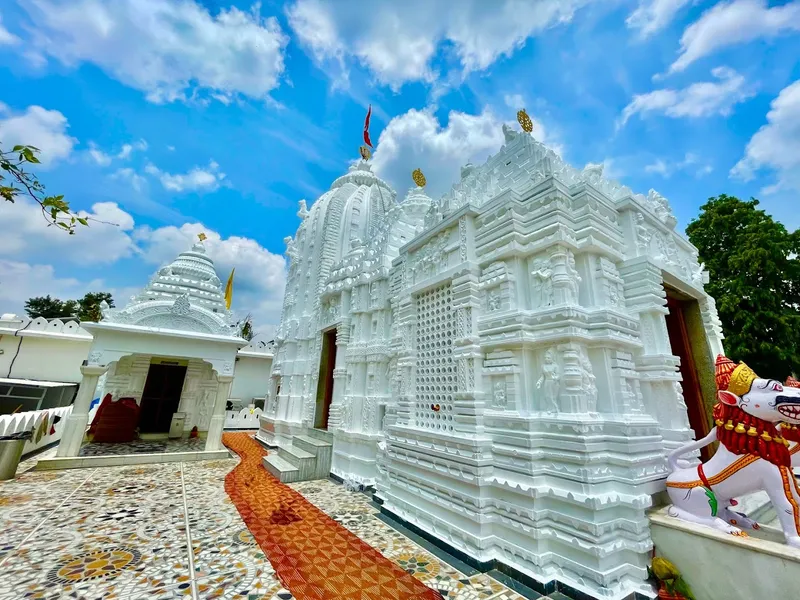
[54,239,248,462]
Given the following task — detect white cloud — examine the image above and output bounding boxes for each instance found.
[111,167,148,192]
[22,0,289,104]
[669,0,800,74]
[145,160,226,193]
[503,94,527,111]
[0,198,136,265]
[645,152,712,178]
[88,139,147,166]
[116,139,147,160]
[88,142,112,166]
[594,158,625,181]
[626,0,693,39]
[731,79,800,194]
[0,14,20,45]
[0,200,287,333]
[0,259,86,315]
[286,0,590,89]
[618,66,753,127]
[371,106,557,199]
[0,104,77,167]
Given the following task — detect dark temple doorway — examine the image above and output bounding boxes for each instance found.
[664,289,716,460]
[314,329,337,430]
[139,363,188,434]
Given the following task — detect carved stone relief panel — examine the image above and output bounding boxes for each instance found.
[536,347,561,413]
[596,256,626,309]
[409,231,450,285]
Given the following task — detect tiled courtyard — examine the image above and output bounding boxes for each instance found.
[0,443,546,600]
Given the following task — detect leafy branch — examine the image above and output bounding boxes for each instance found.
[1,142,103,234]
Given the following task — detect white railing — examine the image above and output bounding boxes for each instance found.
[0,405,72,455]
[224,405,262,430]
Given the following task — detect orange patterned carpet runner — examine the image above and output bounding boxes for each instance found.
[222,432,443,600]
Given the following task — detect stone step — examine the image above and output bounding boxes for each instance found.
[253,432,274,449]
[278,444,317,480]
[308,428,333,444]
[262,454,299,483]
[293,435,332,453]
[293,435,333,479]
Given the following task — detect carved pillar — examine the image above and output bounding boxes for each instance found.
[328,321,350,430]
[452,271,485,435]
[205,375,234,451]
[393,295,416,427]
[620,257,692,450]
[58,363,108,457]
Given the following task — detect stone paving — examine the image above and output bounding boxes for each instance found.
[79,437,208,457]
[0,442,543,600]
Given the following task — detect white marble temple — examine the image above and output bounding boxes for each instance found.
[260,123,725,599]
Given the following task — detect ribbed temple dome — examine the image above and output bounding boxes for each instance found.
[133,241,228,314]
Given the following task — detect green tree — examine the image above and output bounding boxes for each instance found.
[1,143,87,233]
[77,292,115,322]
[238,313,255,341]
[686,194,800,379]
[23,295,79,319]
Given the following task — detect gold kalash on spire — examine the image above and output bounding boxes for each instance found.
[517,108,534,133]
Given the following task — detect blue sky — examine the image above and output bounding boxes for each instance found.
[0,0,798,337]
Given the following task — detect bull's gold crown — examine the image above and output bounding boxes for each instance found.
[729,363,758,397]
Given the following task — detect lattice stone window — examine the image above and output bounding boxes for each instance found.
[414,283,455,432]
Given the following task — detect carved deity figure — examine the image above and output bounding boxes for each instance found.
[487,289,501,312]
[581,162,604,185]
[530,258,554,309]
[284,236,297,261]
[536,349,560,413]
[666,356,800,547]
[580,350,597,413]
[494,381,507,409]
[297,199,309,220]
[566,251,581,304]
[647,189,673,223]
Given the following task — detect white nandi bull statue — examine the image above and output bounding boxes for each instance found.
[667,355,800,547]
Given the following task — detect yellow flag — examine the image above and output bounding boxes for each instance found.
[224,268,235,310]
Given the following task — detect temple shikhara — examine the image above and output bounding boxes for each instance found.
[257,112,727,598]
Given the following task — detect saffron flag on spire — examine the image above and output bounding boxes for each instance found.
[224,268,235,310]
[363,104,373,148]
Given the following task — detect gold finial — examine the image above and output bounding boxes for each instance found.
[517,109,533,133]
[412,168,426,188]
[359,145,372,160]
[197,232,207,242]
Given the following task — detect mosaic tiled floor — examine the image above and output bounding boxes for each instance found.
[2,437,539,600]
[79,437,207,457]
